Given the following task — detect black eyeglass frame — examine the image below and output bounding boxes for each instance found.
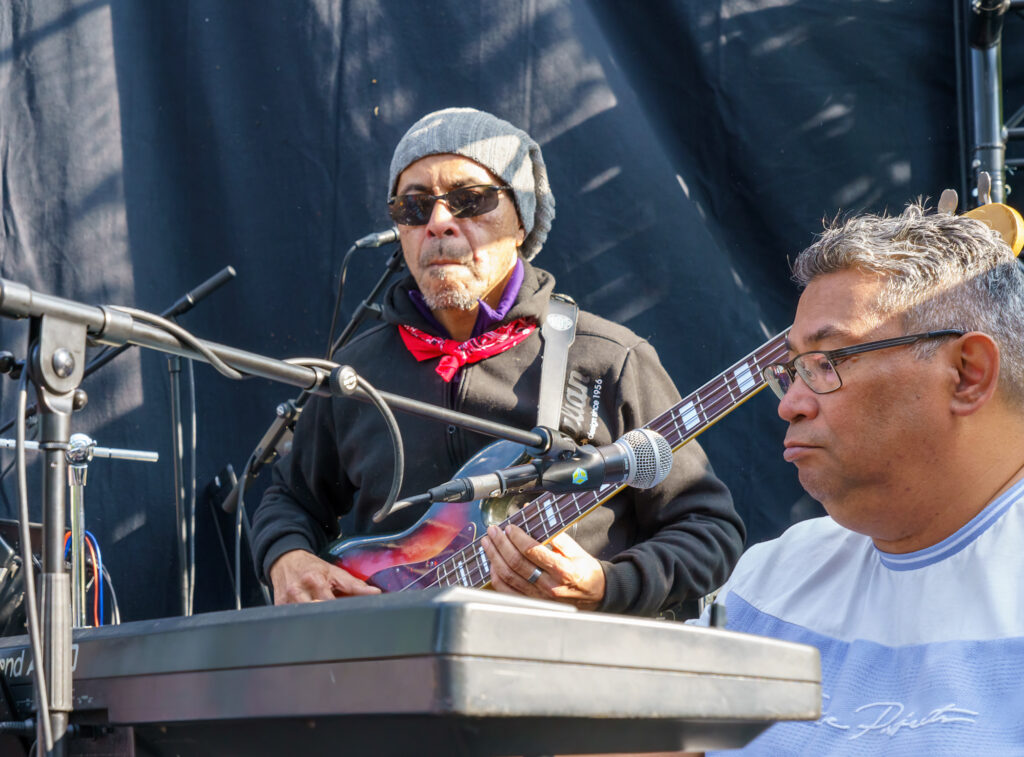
[387,184,513,226]
[762,329,967,400]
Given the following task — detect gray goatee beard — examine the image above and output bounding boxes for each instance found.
[421,268,478,311]
[418,240,479,311]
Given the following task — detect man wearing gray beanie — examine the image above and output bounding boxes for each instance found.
[253,108,743,617]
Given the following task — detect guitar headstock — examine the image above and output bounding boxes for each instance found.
[964,202,1024,256]
[937,180,1024,256]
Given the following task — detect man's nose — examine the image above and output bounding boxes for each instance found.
[777,373,819,422]
[425,197,459,238]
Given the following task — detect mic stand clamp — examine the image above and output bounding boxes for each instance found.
[0,351,24,379]
[222,246,404,517]
[524,426,579,461]
[220,396,304,514]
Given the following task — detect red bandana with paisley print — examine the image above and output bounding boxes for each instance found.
[398,319,536,382]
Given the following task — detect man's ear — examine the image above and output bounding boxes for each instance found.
[516,223,526,247]
[950,332,1001,416]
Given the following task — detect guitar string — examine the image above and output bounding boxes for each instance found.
[408,337,790,591]
[413,337,790,591]
[406,337,790,591]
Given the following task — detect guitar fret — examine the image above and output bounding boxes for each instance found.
[717,376,733,404]
[523,501,543,540]
[387,329,794,595]
[437,561,452,586]
[670,408,683,443]
[543,498,558,530]
[734,362,756,394]
[678,400,699,432]
[575,492,590,516]
[465,552,481,585]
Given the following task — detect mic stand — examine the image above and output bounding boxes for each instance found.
[27,312,87,757]
[221,245,405,516]
[329,246,405,357]
[161,269,237,618]
[0,267,236,436]
[0,278,583,675]
[167,354,189,616]
[217,242,402,604]
[0,276,577,460]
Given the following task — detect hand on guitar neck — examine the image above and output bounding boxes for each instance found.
[269,549,381,604]
[481,524,607,610]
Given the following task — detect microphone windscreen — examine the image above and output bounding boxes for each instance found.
[617,428,673,489]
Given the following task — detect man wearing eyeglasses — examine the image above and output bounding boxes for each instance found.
[251,107,743,616]
[693,203,1024,755]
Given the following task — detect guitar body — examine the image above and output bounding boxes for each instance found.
[321,439,529,592]
[319,331,793,594]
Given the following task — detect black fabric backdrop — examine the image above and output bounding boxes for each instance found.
[0,0,1017,620]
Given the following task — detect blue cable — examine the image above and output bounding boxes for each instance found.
[85,530,104,626]
[65,531,105,625]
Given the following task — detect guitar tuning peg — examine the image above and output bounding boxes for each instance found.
[977,171,992,206]
[938,189,958,215]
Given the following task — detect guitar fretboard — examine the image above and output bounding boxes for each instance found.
[404,329,790,592]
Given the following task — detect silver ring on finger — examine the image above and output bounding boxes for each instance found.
[527,567,543,584]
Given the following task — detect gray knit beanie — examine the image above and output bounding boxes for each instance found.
[388,107,555,261]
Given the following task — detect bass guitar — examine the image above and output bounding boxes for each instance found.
[321,331,790,592]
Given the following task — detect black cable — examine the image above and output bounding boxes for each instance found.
[233,456,254,610]
[0,458,16,515]
[324,243,359,359]
[281,359,405,523]
[232,457,271,608]
[357,374,405,523]
[209,488,237,596]
[288,362,402,520]
[108,306,244,380]
[187,359,197,616]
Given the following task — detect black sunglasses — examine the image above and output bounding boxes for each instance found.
[387,184,511,226]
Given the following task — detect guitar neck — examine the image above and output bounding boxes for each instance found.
[418,329,790,592]
[649,330,791,450]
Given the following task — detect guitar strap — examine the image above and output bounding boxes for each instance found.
[536,293,578,430]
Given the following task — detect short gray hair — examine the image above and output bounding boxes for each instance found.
[792,202,1024,404]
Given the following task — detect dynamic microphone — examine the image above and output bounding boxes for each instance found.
[353,226,400,248]
[414,428,674,506]
[165,265,237,319]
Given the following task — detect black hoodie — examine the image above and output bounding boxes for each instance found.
[252,261,744,616]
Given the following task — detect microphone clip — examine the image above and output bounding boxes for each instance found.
[524,426,579,460]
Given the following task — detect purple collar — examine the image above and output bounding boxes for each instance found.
[407,258,524,338]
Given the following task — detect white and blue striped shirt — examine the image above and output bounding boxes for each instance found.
[696,478,1024,755]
